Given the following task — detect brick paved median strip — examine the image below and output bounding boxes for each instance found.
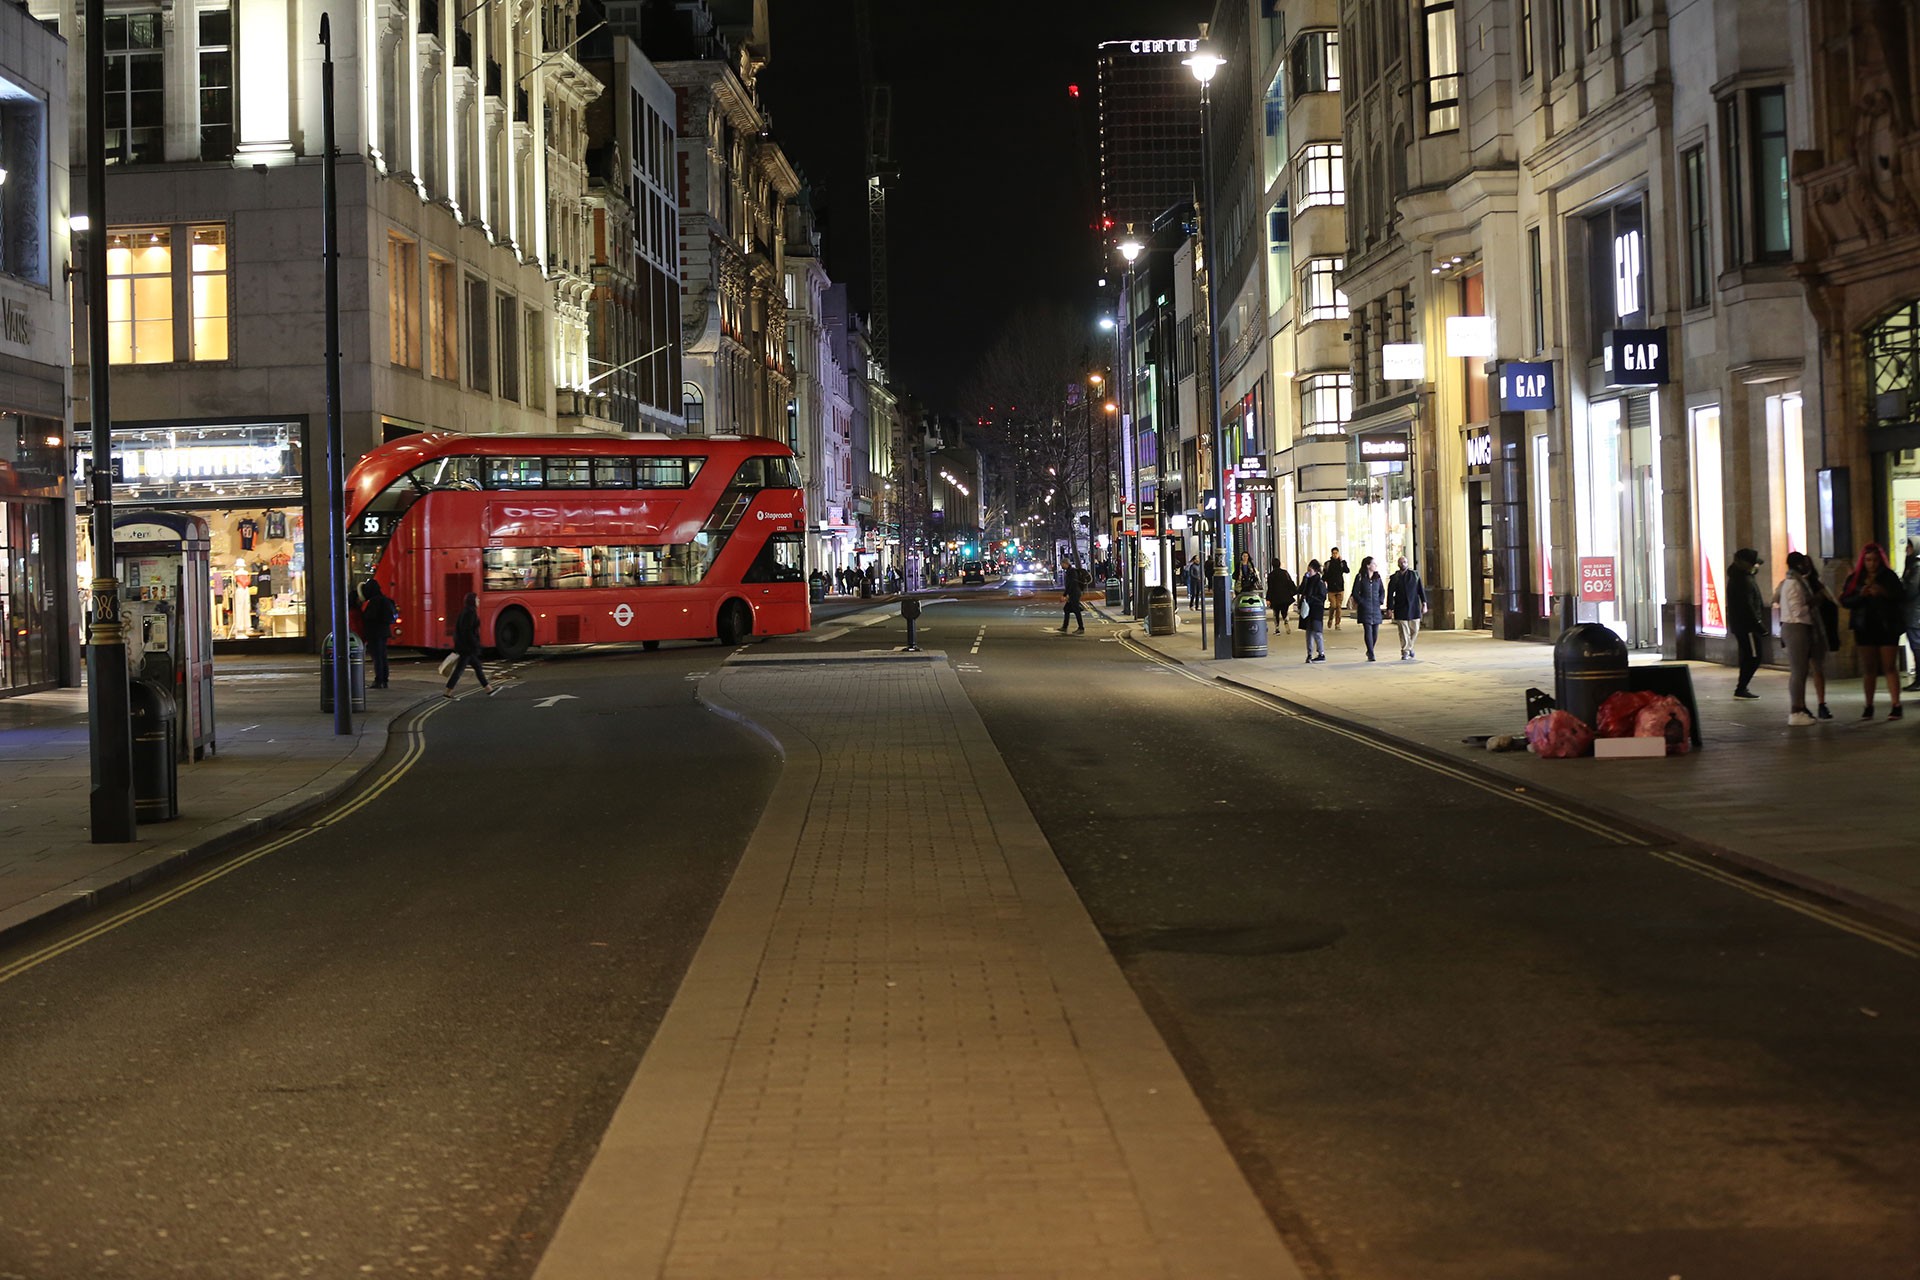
[534,652,1302,1280]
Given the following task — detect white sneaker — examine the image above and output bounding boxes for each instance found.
[1786,710,1816,727]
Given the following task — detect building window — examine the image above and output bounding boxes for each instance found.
[1295,143,1345,211]
[1767,391,1807,558]
[0,83,50,285]
[1690,405,1727,635]
[1300,257,1348,324]
[1289,29,1340,97]
[428,256,457,380]
[1720,87,1791,266]
[1551,0,1569,76]
[1300,373,1352,435]
[1423,3,1461,134]
[106,228,173,364]
[683,382,705,431]
[388,234,420,368]
[1682,146,1711,308]
[466,277,490,392]
[1267,199,1294,310]
[198,9,233,160]
[189,225,228,360]
[1623,0,1641,21]
[1519,0,1535,78]
[103,13,164,164]
[1583,0,1601,50]
[1528,226,1546,354]
[1531,432,1553,612]
[525,307,546,410]
[496,293,520,402]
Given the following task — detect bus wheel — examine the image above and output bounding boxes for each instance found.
[494,607,535,661]
[716,600,752,646]
[642,639,661,652]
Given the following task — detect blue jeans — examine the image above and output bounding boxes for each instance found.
[1305,625,1325,658]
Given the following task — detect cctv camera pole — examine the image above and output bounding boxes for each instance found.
[320,15,352,734]
[83,0,136,841]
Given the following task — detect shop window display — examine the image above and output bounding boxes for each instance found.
[210,508,306,638]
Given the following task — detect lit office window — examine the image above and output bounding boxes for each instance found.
[1290,30,1340,97]
[106,228,173,364]
[1300,257,1349,324]
[1300,373,1352,435]
[388,234,421,368]
[428,256,458,380]
[189,225,228,361]
[1424,2,1461,134]
[1295,143,1345,211]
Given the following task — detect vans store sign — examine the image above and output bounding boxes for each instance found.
[1602,327,1669,387]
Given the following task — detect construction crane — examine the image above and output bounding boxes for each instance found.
[853,0,894,371]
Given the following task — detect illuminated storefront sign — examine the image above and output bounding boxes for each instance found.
[1498,360,1556,411]
[1356,430,1411,463]
[1382,342,1425,381]
[1444,315,1495,358]
[1465,426,1493,474]
[1602,328,1669,386]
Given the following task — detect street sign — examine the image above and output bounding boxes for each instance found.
[1579,557,1616,603]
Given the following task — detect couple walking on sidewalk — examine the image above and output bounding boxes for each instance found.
[1298,556,1426,663]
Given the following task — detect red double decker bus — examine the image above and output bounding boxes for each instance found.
[344,433,808,657]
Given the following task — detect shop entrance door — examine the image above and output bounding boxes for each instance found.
[1620,398,1662,646]
[1467,477,1493,628]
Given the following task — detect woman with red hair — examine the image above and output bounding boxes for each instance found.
[1840,543,1907,719]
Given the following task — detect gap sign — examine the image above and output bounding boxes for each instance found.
[1498,360,1555,411]
[1602,327,1669,386]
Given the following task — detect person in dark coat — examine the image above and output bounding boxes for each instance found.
[1351,556,1386,661]
[1323,547,1351,629]
[1235,551,1261,595]
[445,592,496,697]
[1903,540,1920,692]
[1061,560,1086,633]
[359,578,397,688]
[1266,559,1297,633]
[1386,555,1426,660]
[1840,542,1906,719]
[1727,547,1768,699]
[1299,560,1327,662]
[1185,558,1203,610]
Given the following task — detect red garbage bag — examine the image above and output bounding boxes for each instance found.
[1594,689,1661,738]
[1630,695,1693,755]
[1525,709,1594,759]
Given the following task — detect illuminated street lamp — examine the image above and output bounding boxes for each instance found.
[1185,36,1231,658]
[1116,233,1145,614]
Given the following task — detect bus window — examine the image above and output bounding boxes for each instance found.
[743,532,805,583]
[487,457,545,489]
[483,546,544,590]
[552,548,590,588]
[428,456,482,490]
[546,458,593,488]
[764,456,801,488]
[592,458,634,488]
[731,457,768,489]
[636,456,701,488]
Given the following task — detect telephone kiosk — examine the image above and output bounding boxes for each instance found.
[115,512,217,761]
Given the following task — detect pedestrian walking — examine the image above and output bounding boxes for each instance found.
[1351,556,1385,660]
[1840,542,1907,719]
[1774,551,1833,726]
[1903,539,1920,691]
[1266,559,1297,633]
[1299,560,1327,662]
[444,592,496,697]
[1386,555,1426,659]
[358,577,397,688]
[1061,560,1087,633]
[1235,551,1261,595]
[1324,547,1350,629]
[1728,547,1768,699]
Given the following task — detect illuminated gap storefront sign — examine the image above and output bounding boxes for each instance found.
[1602,327,1669,387]
[1498,360,1556,411]
[1356,429,1411,463]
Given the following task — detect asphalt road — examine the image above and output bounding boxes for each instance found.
[786,585,1920,1280]
[0,644,776,1280]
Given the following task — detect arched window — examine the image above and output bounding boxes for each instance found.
[683,382,706,432]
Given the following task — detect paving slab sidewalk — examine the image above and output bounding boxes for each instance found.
[1115,607,1920,930]
[534,650,1303,1280]
[0,655,448,945]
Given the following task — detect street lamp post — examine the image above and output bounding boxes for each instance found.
[1117,233,1144,616]
[1185,38,1232,660]
[82,0,136,841]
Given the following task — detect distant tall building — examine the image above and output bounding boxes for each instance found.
[1096,39,1205,248]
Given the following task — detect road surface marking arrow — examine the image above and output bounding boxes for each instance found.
[534,694,579,708]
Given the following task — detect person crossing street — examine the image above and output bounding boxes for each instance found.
[1061,560,1087,634]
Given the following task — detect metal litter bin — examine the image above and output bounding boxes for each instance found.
[1553,623,1628,730]
[320,633,368,713]
[129,674,179,822]
[1147,586,1178,636]
[1232,592,1269,658]
[1104,577,1122,607]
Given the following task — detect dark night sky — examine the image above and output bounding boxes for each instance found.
[759,0,1212,414]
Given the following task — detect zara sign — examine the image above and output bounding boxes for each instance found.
[1602,327,1669,387]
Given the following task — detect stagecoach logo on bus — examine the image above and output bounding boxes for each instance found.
[755,509,799,523]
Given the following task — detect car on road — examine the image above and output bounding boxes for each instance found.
[960,563,987,585]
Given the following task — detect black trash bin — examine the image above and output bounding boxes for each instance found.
[1104,577,1122,608]
[809,573,827,603]
[1232,592,1270,658]
[1147,585,1178,636]
[129,674,179,822]
[1553,623,1629,730]
[320,634,368,713]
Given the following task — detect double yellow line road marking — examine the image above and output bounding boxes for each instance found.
[0,697,452,988]
[1120,635,1920,961]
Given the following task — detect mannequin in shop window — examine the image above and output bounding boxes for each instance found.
[229,558,257,638]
